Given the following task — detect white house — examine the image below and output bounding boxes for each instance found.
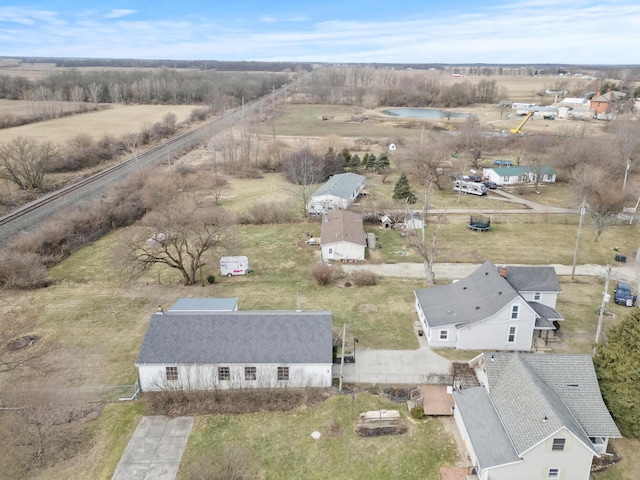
[414,261,563,350]
[307,172,365,215]
[321,210,366,262]
[482,166,557,186]
[453,352,621,480]
[136,311,333,392]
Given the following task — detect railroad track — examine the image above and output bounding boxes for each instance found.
[0,81,292,247]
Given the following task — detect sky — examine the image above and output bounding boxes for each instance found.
[1,1,639,65]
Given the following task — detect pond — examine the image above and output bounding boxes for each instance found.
[383,108,474,119]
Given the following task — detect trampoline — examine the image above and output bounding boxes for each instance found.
[469,215,490,231]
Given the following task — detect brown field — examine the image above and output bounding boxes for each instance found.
[0,103,199,144]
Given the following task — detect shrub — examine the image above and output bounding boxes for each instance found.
[410,406,425,419]
[311,262,334,286]
[351,270,378,286]
[207,275,215,284]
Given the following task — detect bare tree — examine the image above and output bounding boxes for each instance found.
[405,184,445,286]
[86,82,102,105]
[282,145,325,217]
[0,136,58,193]
[122,205,237,285]
[571,164,633,241]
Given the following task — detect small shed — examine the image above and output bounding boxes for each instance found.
[380,215,393,229]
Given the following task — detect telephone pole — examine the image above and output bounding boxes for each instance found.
[338,324,346,392]
[571,197,586,281]
[594,265,612,353]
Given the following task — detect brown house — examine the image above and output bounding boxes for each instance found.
[589,89,626,118]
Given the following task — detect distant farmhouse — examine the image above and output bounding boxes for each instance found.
[414,261,563,351]
[307,172,365,215]
[136,310,333,392]
[321,210,366,262]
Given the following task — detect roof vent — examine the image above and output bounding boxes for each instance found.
[498,291,502,295]
[543,415,549,422]
[475,306,480,310]
[463,286,468,290]
[566,384,579,388]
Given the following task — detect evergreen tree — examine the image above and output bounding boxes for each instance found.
[374,154,390,174]
[349,154,361,171]
[593,309,640,438]
[365,153,376,171]
[393,173,417,204]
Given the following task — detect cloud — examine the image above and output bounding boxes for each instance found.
[105,9,136,19]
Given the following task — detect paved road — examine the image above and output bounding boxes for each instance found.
[112,416,194,480]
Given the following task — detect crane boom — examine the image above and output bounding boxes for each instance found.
[510,111,532,134]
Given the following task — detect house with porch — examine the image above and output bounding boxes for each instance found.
[414,261,563,350]
[453,352,621,480]
[136,310,333,392]
[307,172,365,215]
[483,165,557,187]
[321,210,366,262]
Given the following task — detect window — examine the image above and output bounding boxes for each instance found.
[245,366,257,381]
[277,366,289,381]
[548,468,560,478]
[166,366,178,381]
[218,366,230,381]
[552,438,566,451]
[439,330,449,340]
[328,248,333,254]
[508,326,517,343]
[511,305,519,319]
[534,292,541,300]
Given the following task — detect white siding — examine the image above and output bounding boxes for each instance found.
[456,300,535,351]
[486,429,595,480]
[518,291,559,309]
[138,363,332,392]
[321,240,365,261]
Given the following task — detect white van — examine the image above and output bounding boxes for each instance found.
[220,256,250,277]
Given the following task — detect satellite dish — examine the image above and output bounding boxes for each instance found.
[311,431,321,439]
[388,143,397,151]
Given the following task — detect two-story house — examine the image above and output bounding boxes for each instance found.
[414,261,563,350]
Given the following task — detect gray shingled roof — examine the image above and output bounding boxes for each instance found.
[168,297,239,312]
[414,260,519,328]
[528,302,563,323]
[312,173,365,200]
[453,387,521,469]
[320,210,366,246]
[136,311,333,365]
[483,353,620,456]
[501,265,561,293]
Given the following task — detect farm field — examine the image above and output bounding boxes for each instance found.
[0,103,199,144]
[0,72,639,478]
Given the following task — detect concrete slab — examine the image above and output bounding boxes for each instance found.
[112,415,194,480]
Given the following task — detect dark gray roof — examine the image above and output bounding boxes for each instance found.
[453,387,521,469]
[501,266,561,293]
[168,297,239,312]
[528,302,563,322]
[136,311,333,365]
[414,261,519,328]
[312,173,365,200]
[483,353,620,456]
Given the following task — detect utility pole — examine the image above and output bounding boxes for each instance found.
[594,264,612,353]
[571,196,586,280]
[338,324,346,392]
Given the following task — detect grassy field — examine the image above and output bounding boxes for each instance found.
[0,103,199,144]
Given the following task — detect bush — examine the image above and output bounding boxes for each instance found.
[240,199,300,225]
[207,275,215,284]
[351,270,378,286]
[410,406,425,419]
[311,262,334,286]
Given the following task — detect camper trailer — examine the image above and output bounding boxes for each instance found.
[453,179,487,196]
[220,256,250,277]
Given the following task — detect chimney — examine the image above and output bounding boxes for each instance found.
[157,305,164,314]
[596,90,601,97]
[499,266,507,278]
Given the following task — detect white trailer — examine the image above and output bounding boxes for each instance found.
[220,256,250,277]
[453,180,487,196]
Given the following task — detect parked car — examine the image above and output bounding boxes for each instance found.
[483,180,498,189]
[469,174,483,182]
[614,282,637,306]
[493,160,513,167]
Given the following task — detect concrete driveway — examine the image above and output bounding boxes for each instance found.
[112,416,194,480]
